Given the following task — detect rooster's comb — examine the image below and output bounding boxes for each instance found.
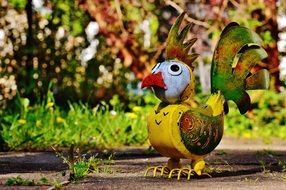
[166,12,199,70]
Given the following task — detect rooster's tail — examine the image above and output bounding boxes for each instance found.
[211,22,269,114]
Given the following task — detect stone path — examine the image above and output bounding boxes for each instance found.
[1,137,286,189]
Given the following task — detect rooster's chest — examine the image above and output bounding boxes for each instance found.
[147,104,191,159]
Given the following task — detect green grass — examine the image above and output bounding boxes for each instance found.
[57,149,115,181]
[224,90,286,141]
[5,176,49,186]
[0,91,150,150]
[1,89,286,151]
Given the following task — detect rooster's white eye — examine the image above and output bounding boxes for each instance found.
[151,63,161,74]
[168,63,182,76]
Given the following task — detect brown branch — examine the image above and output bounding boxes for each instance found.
[164,0,210,28]
[229,0,240,8]
[114,0,127,34]
[219,0,228,20]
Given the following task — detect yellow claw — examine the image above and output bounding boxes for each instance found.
[144,166,169,177]
[187,169,195,180]
[168,167,195,180]
[168,168,180,179]
[144,166,155,177]
[192,159,206,176]
[160,166,169,176]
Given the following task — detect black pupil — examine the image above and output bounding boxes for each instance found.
[171,64,180,72]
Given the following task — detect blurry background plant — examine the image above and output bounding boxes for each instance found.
[0,75,17,108]
[0,0,284,105]
[0,0,286,151]
[0,0,162,107]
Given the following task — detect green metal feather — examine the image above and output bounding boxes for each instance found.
[246,69,269,90]
[179,111,224,155]
[211,22,269,114]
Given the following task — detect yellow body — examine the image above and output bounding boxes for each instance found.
[147,104,199,160]
[147,93,224,160]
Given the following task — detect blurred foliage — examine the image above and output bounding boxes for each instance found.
[1,0,160,107]
[225,90,286,140]
[8,0,27,9]
[78,0,162,79]
[208,0,267,42]
[0,0,281,107]
[1,0,92,105]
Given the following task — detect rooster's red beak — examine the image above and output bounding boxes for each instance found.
[141,72,167,89]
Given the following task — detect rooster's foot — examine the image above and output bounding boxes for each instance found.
[168,167,195,180]
[144,166,170,177]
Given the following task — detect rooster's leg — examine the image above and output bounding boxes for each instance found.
[167,158,182,169]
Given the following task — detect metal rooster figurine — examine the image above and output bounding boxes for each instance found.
[141,12,269,180]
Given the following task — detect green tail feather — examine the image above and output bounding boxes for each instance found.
[211,22,269,114]
[246,69,269,90]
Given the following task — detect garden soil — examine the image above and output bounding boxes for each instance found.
[1,137,286,190]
